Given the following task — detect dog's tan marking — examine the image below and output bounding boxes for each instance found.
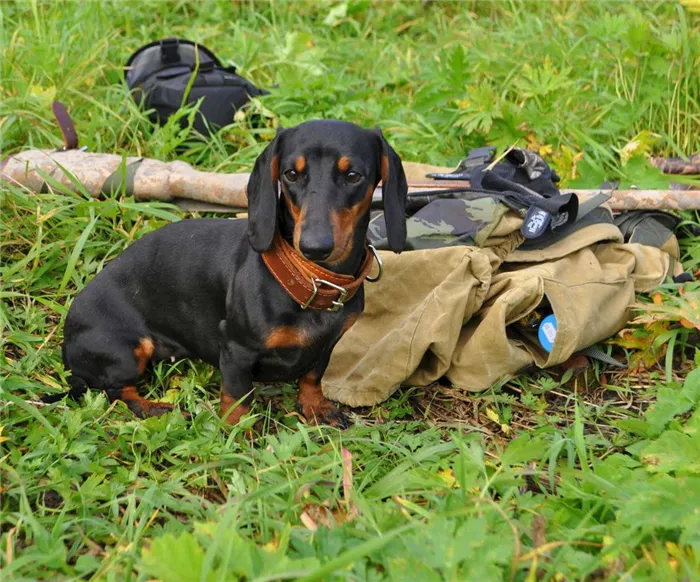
[271,154,279,182]
[281,185,307,254]
[295,156,306,172]
[326,185,375,266]
[133,337,155,374]
[337,156,351,172]
[221,391,252,425]
[118,385,174,417]
[380,154,389,184]
[297,372,331,420]
[265,326,312,349]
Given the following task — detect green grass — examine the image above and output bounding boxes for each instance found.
[2,1,700,580]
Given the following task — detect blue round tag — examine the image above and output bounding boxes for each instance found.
[538,314,558,353]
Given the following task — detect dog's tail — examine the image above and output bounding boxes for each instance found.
[41,376,89,404]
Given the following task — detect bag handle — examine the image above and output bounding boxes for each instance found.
[160,38,181,64]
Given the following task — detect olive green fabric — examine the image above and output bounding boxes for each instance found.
[368,197,520,252]
[324,215,681,407]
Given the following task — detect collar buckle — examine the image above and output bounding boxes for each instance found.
[302,278,349,311]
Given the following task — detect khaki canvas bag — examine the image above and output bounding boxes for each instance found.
[324,202,682,407]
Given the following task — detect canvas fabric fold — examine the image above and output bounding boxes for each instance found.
[324,205,682,407]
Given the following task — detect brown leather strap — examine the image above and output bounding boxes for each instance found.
[262,234,375,311]
[51,101,79,150]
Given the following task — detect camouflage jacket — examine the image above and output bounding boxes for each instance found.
[368,196,512,250]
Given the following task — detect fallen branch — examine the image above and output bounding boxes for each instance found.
[0,148,249,208]
[2,149,699,212]
[399,180,700,211]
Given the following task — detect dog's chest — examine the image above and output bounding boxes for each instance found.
[227,259,364,381]
[252,316,345,381]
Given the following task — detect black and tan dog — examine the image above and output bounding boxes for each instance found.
[55,120,407,427]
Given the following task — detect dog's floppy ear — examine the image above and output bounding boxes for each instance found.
[375,130,408,253]
[247,129,285,252]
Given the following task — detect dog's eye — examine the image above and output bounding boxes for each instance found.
[346,171,362,184]
[284,169,299,182]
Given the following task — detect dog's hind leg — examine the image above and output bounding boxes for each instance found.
[64,333,178,418]
[41,375,89,404]
[103,337,179,418]
[106,385,176,418]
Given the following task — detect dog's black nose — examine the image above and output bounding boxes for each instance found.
[300,236,334,262]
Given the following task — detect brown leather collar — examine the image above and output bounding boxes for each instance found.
[261,234,377,311]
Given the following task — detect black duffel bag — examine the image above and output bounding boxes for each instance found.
[124,38,268,136]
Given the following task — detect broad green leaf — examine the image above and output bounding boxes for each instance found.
[323,2,348,26]
[618,476,700,531]
[500,434,550,467]
[618,155,672,189]
[141,532,208,582]
[641,431,700,474]
[646,368,700,436]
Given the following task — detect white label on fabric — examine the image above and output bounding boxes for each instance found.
[527,212,547,233]
[542,321,557,343]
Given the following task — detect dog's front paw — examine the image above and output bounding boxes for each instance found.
[319,406,351,429]
[299,403,351,429]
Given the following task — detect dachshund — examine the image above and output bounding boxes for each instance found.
[54,120,407,428]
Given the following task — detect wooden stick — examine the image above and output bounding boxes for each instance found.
[2,149,698,211]
[401,182,700,211]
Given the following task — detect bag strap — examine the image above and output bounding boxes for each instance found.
[159,38,181,64]
[51,101,79,151]
[574,190,612,221]
[580,346,626,368]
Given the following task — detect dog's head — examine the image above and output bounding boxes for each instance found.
[246,120,407,266]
